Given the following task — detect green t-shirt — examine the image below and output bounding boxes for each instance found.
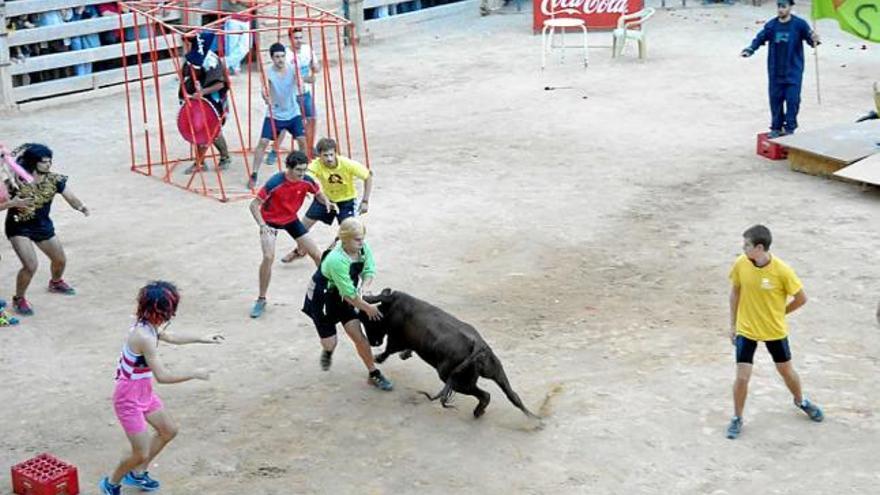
[321,242,375,298]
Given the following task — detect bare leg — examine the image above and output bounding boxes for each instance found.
[251,137,271,182]
[109,431,151,484]
[135,409,178,473]
[35,237,66,282]
[282,217,319,263]
[342,319,376,372]
[320,335,337,352]
[10,236,38,299]
[295,234,321,267]
[775,361,804,404]
[733,363,752,418]
[258,228,277,299]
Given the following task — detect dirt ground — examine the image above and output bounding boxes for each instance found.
[2,2,880,494]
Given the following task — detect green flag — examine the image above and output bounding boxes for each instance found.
[812,0,880,42]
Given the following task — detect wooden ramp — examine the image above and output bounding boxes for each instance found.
[834,153,880,186]
[771,121,880,176]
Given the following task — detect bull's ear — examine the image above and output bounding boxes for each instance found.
[381,288,393,296]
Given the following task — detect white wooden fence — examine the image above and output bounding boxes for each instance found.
[0,0,181,108]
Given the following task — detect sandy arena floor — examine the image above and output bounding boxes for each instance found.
[1,2,879,494]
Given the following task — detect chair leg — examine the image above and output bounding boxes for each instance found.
[541,26,548,69]
[612,36,617,58]
[560,27,566,64]
[639,38,646,59]
[581,26,588,67]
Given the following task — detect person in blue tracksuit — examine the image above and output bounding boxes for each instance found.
[741,0,819,138]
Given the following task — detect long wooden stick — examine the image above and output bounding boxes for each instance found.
[812,19,821,105]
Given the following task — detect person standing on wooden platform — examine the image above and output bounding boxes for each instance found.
[741,0,819,138]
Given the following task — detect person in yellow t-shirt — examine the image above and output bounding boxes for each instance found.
[725,224,824,440]
[280,137,373,263]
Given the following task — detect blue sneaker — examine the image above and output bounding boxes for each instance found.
[368,369,393,391]
[266,149,277,166]
[250,298,267,319]
[98,477,121,495]
[797,399,824,422]
[726,416,742,439]
[123,471,160,491]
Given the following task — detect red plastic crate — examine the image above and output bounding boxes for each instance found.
[756,132,788,160]
[11,453,79,495]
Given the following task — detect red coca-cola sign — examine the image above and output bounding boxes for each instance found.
[533,0,643,31]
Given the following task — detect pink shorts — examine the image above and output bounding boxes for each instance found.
[113,378,164,434]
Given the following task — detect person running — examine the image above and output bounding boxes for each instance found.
[248,150,335,318]
[247,42,307,189]
[301,217,392,390]
[726,224,824,440]
[281,137,372,263]
[266,27,320,168]
[98,281,223,495]
[179,31,232,174]
[4,143,88,316]
[741,0,819,138]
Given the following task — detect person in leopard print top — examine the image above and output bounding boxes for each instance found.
[4,143,89,316]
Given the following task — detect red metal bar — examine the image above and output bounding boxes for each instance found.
[334,24,352,157]
[319,25,339,145]
[349,29,370,168]
[119,10,137,173]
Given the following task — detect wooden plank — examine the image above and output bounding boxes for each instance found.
[834,154,880,186]
[12,57,177,101]
[8,11,179,47]
[11,36,182,75]
[4,0,107,17]
[787,149,848,177]
[772,121,880,164]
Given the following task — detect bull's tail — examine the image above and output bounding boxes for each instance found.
[484,353,540,420]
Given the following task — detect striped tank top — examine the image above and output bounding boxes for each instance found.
[115,322,157,381]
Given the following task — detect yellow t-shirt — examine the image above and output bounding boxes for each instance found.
[729,254,803,341]
[307,155,370,203]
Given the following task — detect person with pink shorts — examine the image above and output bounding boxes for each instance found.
[99,281,223,495]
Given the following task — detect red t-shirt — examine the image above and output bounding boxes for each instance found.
[258,173,319,225]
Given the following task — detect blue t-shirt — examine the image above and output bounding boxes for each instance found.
[267,64,301,121]
[749,15,815,85]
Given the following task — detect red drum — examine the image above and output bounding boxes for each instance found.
[177,98,222,146]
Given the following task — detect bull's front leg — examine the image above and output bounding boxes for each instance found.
[374,337,405,363]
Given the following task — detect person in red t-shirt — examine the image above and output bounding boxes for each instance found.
[248,151,335,318]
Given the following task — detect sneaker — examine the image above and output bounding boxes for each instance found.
[183,162,209,174]
[48,279,76,295]
[0,309,19,327]
[796,399,824,422]
[247,172,258,189]
[250,298,267,319]
[218,156,231,171]
[98,477,121,495]
[320,350,333,371]
[12,296,33,316]
[266,149,277,166]
[123,471,160,491]
[0,298,6,309]
[368,369,393,391]
[768,130,782,139]
[726,416,742,439]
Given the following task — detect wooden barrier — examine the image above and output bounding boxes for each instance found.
[0,0,180,108]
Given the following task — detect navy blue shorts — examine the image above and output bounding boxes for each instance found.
[260,116,305,140]
[735,335,792,364]
[298,93,315,119]
[267,219,308,240]
[5,216,55,243]
[305,198,356,225]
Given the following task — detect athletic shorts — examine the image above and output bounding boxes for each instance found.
[305,198,356,225]
[267,219,308,240]
[261,116,305,140]
[735,335,792,364]
[5,216,55,242]
[302,284,358,339]
[113,378,164,434]
[297,93,315,119]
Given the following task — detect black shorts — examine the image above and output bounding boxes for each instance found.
[302,275,359,339]
[305,199,357,225]
[735,335,792,364]
[267,219,308,240]
[5,216,55,243]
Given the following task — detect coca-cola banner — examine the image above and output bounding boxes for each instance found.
[533,0,643,31]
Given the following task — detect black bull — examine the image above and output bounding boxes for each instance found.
[361,289,538,419]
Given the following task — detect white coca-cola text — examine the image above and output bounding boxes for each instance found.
[541,0,630,16]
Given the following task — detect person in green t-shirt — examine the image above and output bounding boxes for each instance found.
[301,218,392,391]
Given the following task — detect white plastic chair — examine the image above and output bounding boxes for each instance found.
[612,7,656,59]
[541,12,589,70]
